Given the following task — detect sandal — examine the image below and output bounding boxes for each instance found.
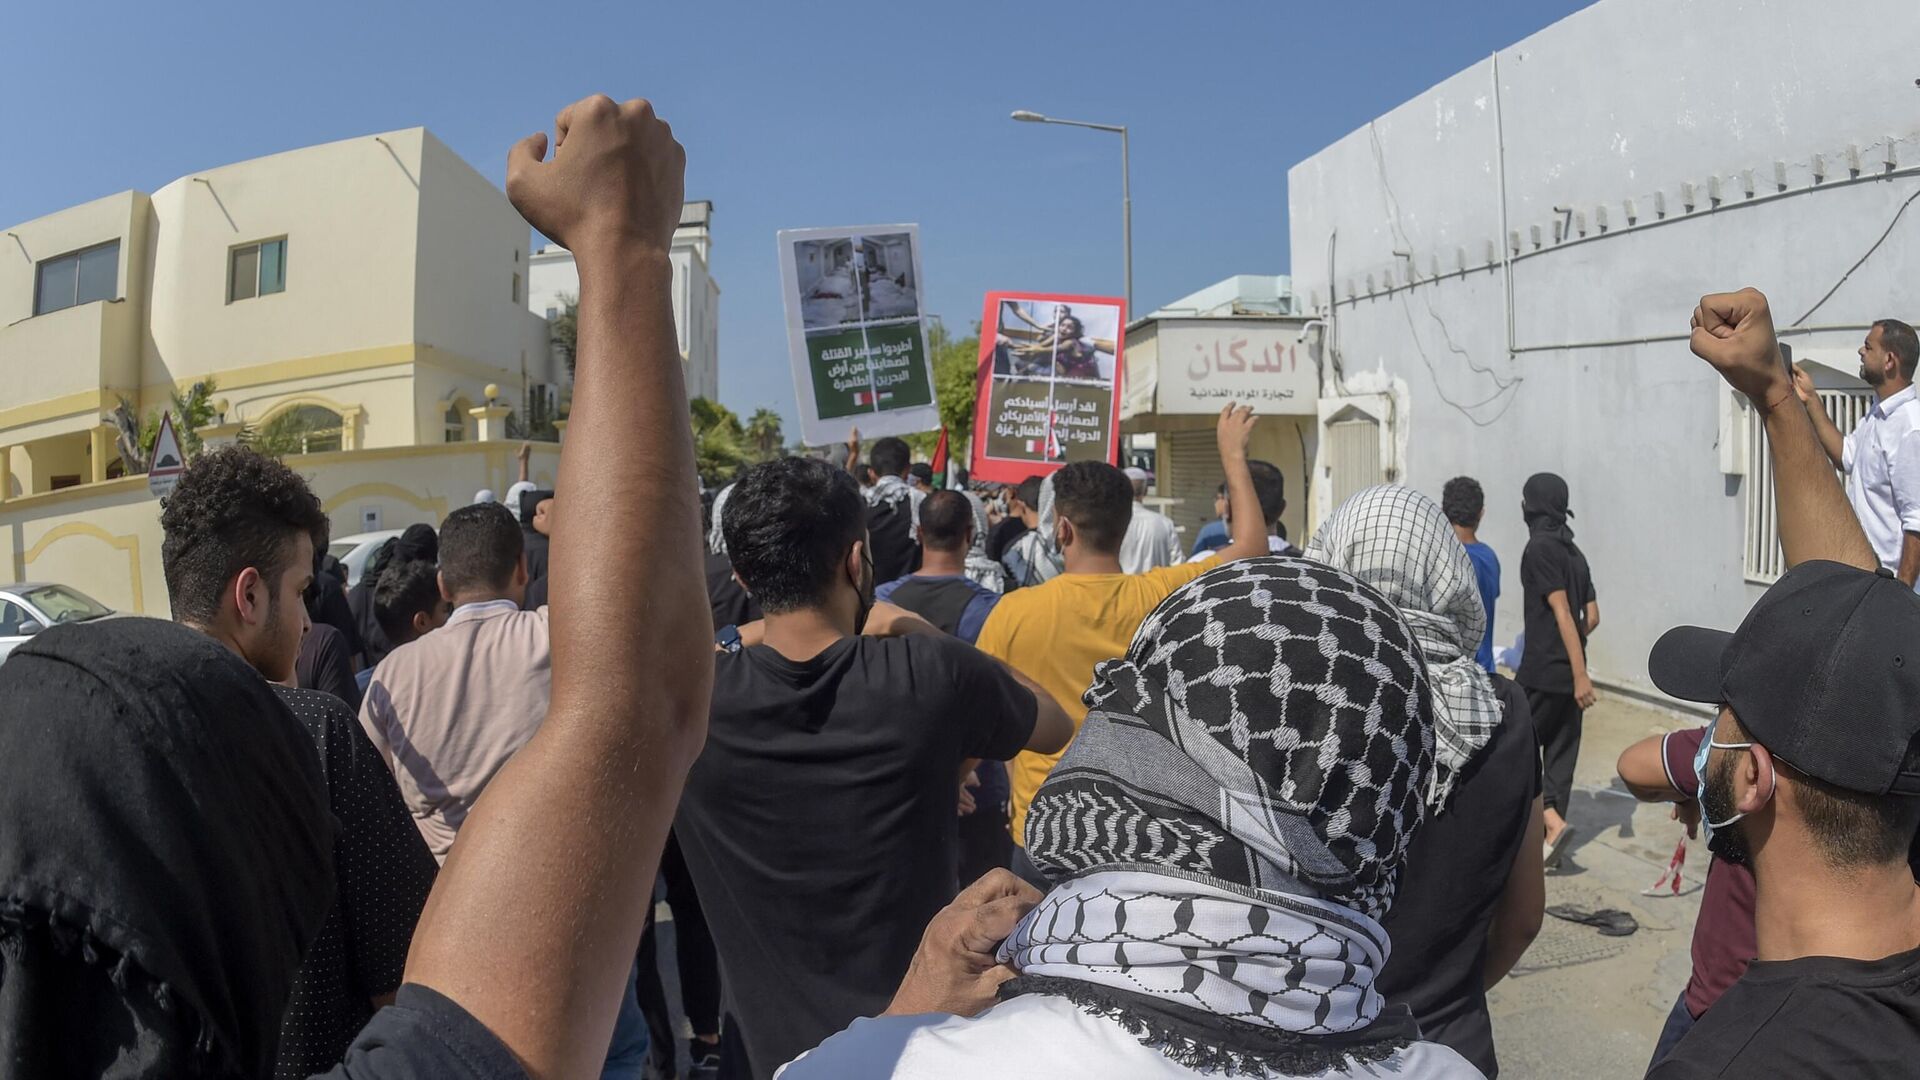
[1547,904,1639,937]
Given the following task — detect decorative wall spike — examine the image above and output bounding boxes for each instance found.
[1654,191,1668,219]
[1846,144,1860,177]
[1812,154,1826,183]
[1485,239,1497,266]
[1594,205,1609,232]
[1508,230,1522,255]
[1741,169,1755,198]
[1774,161,1788,192]
[1681,182,1696,212]
[1886,140,1898,171]
[1456,245,1469,271]
[1707,176,1723,207]
[1624,198,1638,226]
[1528,226,1541,250]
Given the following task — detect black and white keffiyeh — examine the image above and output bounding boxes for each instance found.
[1001,557,1436,1076]
[961,491,1008,593]
[1306,485,1503,814]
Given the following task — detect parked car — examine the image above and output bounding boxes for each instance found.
[328,529,405,588]
[0,583,121,665]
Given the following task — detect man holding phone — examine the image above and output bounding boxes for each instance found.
[1792,319,1920,586]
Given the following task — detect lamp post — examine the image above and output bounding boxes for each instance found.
[1011,109,1131,312]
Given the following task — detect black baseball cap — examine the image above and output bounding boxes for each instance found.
[1648,560,1920,796]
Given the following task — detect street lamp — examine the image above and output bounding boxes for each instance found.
[1011,109,1132,312]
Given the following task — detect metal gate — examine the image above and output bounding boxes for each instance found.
[1163,429,1224,539]
[1326,416,1385,512]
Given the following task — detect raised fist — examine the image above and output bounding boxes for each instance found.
[507,95,685,264]
[1689,288,1789,408]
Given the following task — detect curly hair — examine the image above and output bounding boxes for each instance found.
[160,446,330,625]
[1441,476,1486,530]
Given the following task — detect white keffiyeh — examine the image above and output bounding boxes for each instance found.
[998,870,1388,1036]
[1305,485,1504,814]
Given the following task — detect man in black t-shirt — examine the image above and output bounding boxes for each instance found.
[1514,471,1598,863]
[1641,288,1920,1080]
[861,435,923,584]
[676,456,1071,1080]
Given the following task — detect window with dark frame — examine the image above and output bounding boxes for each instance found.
[32,240,120,316]
[229,238,287,303]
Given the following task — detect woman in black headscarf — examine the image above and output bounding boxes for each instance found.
[0,617,335,1078]
[1513,473,1599,866]
[347,524,439,670]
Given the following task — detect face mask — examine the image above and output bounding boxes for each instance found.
[1693,729,1773,863]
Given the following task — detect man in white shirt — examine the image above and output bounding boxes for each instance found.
[1117,466,1181,573]
[1796,319,1920,585]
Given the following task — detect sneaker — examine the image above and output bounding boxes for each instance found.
[688,1051,721,1080]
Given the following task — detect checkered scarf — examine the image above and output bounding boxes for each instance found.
[1001,557,1436,1070]
[1306,485,1504,815]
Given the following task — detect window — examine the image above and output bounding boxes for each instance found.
[444,400,467,443]
[546,306,558,320]
[512,272,521,304]
[33,240,119,315]
[229,238,287,302]
[1744,388,1872,582]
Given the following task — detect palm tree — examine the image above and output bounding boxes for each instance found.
[746,408,784,462]
[690,398,750,486]
[138,378,220,463]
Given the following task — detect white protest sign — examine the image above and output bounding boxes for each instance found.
[777,224,941,445]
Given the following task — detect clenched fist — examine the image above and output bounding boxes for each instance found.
[1690,288,1790,410]
[507,95,685,265]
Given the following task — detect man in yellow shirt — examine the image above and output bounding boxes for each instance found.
[976,404,1272,860]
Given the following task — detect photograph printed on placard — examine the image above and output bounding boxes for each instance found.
[988,298,1120,385]
[791,232,920,330]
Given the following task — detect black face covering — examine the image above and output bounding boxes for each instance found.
[1522,472,1578,547]
[0,617,335,1077]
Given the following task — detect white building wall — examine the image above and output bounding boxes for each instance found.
[527,203,718,402]
[1286,0,1920,697]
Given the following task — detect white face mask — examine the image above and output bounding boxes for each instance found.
[1693,728,1775,859]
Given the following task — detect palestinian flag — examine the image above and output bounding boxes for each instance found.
[930,427,949,474]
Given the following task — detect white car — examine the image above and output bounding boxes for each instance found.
[0,583,120,665]
[328,529,406,588]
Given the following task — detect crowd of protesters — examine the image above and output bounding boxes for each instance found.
[3,96,1920,1080]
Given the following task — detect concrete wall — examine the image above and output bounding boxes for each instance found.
[143,130,424,392]
[413,132,553,402]
[1,441,561,619]
[0,191,150,443]
[1286,0,1920,695]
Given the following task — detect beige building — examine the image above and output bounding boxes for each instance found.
[1,127,555,496]
[1,128,562,618]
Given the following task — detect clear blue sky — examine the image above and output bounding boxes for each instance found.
[2,0,1590,432]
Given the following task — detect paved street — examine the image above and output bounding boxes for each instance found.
[1491,692,1707,1079]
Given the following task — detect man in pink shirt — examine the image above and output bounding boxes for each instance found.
[359,501,550,864]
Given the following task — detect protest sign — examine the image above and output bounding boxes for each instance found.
[778,225,940,445]
[968,292,1126,484]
